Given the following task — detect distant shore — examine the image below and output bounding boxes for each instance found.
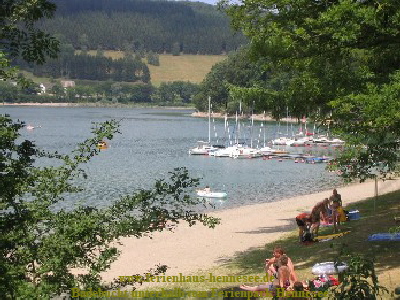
[191,111,299,122]
[2,103,302,122]
[0,102,195,110]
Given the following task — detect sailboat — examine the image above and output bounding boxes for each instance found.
[212,110,240,157]
[189,97,218,155]
[230,103,262,158]
[271,107,295,146]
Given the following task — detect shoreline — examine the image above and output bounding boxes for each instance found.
[2,103,299,121]
[191,111,299,122]
[100,178,400,284]
[0,102,195,110]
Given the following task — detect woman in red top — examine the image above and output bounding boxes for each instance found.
[296,212,311,243]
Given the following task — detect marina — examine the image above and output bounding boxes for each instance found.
[3,105,342,211]
[188,101,344,163]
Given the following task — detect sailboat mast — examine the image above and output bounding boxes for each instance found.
[286,106,289,136]
[235,111,238,145]
[263,111,266,147]
[250,101,254,148]
[208,96,211,144]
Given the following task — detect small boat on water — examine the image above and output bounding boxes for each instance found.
[26,125,41,130]
[189,97,221,155]
[230,146,262,159]
[97,141,108,149]
[259,146,274,155]
[197,186,227,198]
[271,149,290,155]
[211,143,244,157]
[189,141,218,155]
[272,136,295,145]
[197,191,228,198]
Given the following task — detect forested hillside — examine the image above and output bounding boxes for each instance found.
[38,0,246,54]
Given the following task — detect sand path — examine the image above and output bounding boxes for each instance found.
[101,178,400,283]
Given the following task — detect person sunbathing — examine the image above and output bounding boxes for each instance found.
[265,246,297,282]
[278,255,294,289]
[240,247,297,291]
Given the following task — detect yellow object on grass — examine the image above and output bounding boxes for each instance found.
[314,231,351,241]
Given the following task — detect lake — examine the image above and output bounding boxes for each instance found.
[1,106,342,211]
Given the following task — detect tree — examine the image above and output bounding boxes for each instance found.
[1,0,59,65]
[1,0,59,83]
[155,82,199,104]
[96,45,105,58]
[196,48,266,112]
[329,244,389,299]
[79,33,89,55]
[327,72,400,180]
[147,51,160,66]
[221,0,400,180]
[0,116,220,299]
[171,42,181,56]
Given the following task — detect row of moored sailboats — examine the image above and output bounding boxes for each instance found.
[189,98,344,159]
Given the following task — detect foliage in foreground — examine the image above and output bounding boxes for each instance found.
[0,115,220,299]
[330,244,389,299]
[1,0,59,85]
[221,0,400,181]
[326,71,400,181]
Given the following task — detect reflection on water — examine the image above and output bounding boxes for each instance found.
[2,106,342,211]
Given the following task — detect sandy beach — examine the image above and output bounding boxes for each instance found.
[101,178,400,284]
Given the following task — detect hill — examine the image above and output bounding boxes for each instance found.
[81,51,226,85]
[40,0,247,55]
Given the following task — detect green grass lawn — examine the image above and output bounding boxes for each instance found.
[147,54,225,86]
[80,51,226,86]
[123,183,400,299]
[22,52,225,89]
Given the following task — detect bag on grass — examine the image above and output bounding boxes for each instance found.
[303,224,314,242]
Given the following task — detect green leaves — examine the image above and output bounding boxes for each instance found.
[328,71,400,181]
[1,116,220,298]
[222,0,400,181]
[331,244,389,299]
[2,0,59,64]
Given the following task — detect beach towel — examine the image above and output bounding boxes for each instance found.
[367,233,400,241]
[320,220,333,227]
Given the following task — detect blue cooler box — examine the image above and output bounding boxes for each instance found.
[348,210,360,220]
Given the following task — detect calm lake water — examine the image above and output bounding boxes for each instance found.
[2,106,342,211]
